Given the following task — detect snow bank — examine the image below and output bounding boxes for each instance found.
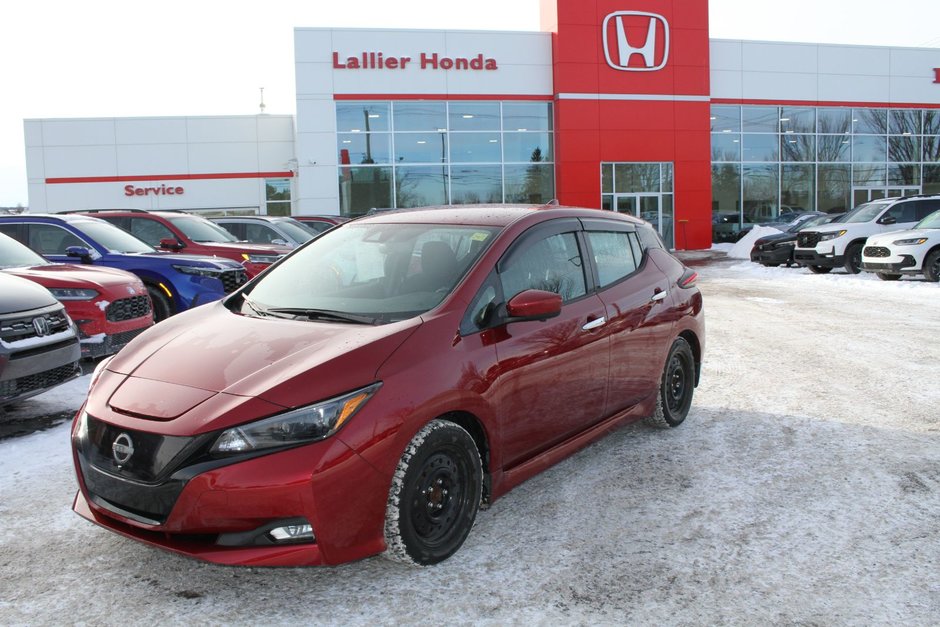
[725,225,783,259]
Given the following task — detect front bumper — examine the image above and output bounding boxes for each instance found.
[861,256,918,274]
[793,248,844,269]
[750,245,794,265]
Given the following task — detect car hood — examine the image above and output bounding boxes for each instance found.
[866,228,936,245]
[753,232,796,245]
[0,272,59,313]
[122,252,242,269]
[4,263,145,292]
[104,301,421,425]
[193,241,291,255]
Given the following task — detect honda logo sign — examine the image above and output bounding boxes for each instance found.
[602,11,669,72]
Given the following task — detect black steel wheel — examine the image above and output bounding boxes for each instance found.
[924,250,940,283]
[843,243,863,274]
[645,337,696,429]
[146,286,173,322]
[384,420,482,565]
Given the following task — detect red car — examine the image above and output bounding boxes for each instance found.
[294,215,350,234]
[71,206,704,566]
[75,210,291,278]
[0,233,153,359]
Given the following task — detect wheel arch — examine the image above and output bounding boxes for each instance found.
[434,410,493,504]
[677,330,702,387]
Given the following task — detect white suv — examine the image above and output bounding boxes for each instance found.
[861,208,940,281]
[793,196,940,274]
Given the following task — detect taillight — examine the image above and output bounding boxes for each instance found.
[678,269,698,288]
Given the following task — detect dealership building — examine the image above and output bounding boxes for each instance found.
[22,0,940,249]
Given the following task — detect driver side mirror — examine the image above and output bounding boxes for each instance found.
[878,215,897,225]
[271,238,290,247]
[65,246,93,263]
[159,238,184,251]
[505,289,562,322]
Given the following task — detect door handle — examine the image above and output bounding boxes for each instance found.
[650,290,668,303]
[582,317,606,331]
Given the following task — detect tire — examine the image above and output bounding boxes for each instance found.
[924,250,940,283]
[876,273,901,281]
[146,286,173,322]
[807,265,832,274]
[645,338,696,429]
[843,243,863,274]
[760,263,780,268]
[384,420,482,566]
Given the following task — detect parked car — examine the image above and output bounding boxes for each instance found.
[293,215,350,235]
[750,213,845,267]
[861,208,940,281]
[1,272,81,407]
[793,195,940,273]
[0,233,153,358]
[211,216,318,248]
[70,205,705,567]
[71,210,290,278]
[0,215,248,322]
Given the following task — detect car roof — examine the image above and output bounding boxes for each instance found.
[0,213,106,224]
[351,204,646,228]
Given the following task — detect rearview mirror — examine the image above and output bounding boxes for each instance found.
[878,216,897,225]
[159,238,184,251]
[505,289,562,322]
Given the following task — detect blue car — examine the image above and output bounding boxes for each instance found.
[0,214,248,321]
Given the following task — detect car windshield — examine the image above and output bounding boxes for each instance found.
[0,232,48,268]
[168,216,240,243]
[73,219,155,253]
[273,219,317,244]
[789,215,828,232]
[914,209,940,229]
[841,201,892,223]
[242,222,499,324]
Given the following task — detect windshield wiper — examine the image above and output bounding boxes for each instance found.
[241,294,272,318]
[266,308,377,325]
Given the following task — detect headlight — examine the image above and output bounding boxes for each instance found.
[242,253,282,264]
[49,288,99,301]
[891,237,928,246]
[172,264,221,277]
[210,382,382,455]
[818,230,847,241]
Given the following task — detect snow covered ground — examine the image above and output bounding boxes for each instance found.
[1,253,939,625]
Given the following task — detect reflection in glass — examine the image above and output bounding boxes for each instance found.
[781,134,815,162]
[710,105,741,132]
[661,194,674,249]
[338,132,391,165]
[502,102,552,131]
[817,135,851,162]
[924,165,940,195]
[339,166,392,217]
[450,166,502,203]
[742,107,778,132]
[601,194,613,210]
[888,109,921,135]
[504,164,554,203]
[853,164,887,186]
[450,133,501,162]
[782,165,814,212]
[614,163,661,192]
[742,134,778,161]
[925,112,940,161]
[711,163,740,242]
[818,164,851,213]
[711,133,740,161]
[395,166,448,207]
[336,102,390,133]
[394,132,447,163]
[393,102,446,132]
[449,102,500,131]
[817,108,852,134]
[888,164,920,186]
[503,133,553,162]
[888,136,920,163]
[662,163,673,193]
[853,109,887,134]
[853,136,886,162]
[743,164,778,221]
[780,107,815,133]
[602,163,613,193]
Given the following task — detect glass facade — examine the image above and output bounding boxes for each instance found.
[710,105,940,242]
[265,178,292,216]
[337,101,555,216]
[600,162,675,248]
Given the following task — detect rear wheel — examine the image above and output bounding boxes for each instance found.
[807,265,832,274]
[384,420,482,566]
[924,250,940,283]
[645,338,695,429]
[146,286,173,322]
[843,243,863,274]
[876,273,901,281]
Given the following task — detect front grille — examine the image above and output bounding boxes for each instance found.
[0,361,80,401]
[0,310,71,343]
[797,232,821,248]
[106,295,152,322]
[110,326,150,349]
[864,246,891,258]
[220,268,248,293]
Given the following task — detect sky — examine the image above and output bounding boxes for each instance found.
[2,0,939,207]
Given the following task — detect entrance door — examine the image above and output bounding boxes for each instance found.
[615,195,637,216]
[852,187,920,207]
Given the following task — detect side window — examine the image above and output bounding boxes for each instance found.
[245,223,281,244]
[460,271,500,335]
[130,218,174,246]
[884,202,914,223]
[586,231,639,287]
[217,222,243,240]
[914,200,940,221]
[636,224,665,251]
[28,224,86,255]
[0,224,22,242]
[500,232,586,303]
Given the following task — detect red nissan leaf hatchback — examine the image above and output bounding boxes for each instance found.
[71,206,704,567]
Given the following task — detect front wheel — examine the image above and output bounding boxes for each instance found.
[645,338,696,429]
[146,286,173,322]
[807,265,832,274]
[843,243,863,274]
[384,420,482,566]
[877,273,901,281]
[761,262,780,268]
[924,250,940,283]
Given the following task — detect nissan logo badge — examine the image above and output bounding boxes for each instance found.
[112,433,135,465]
